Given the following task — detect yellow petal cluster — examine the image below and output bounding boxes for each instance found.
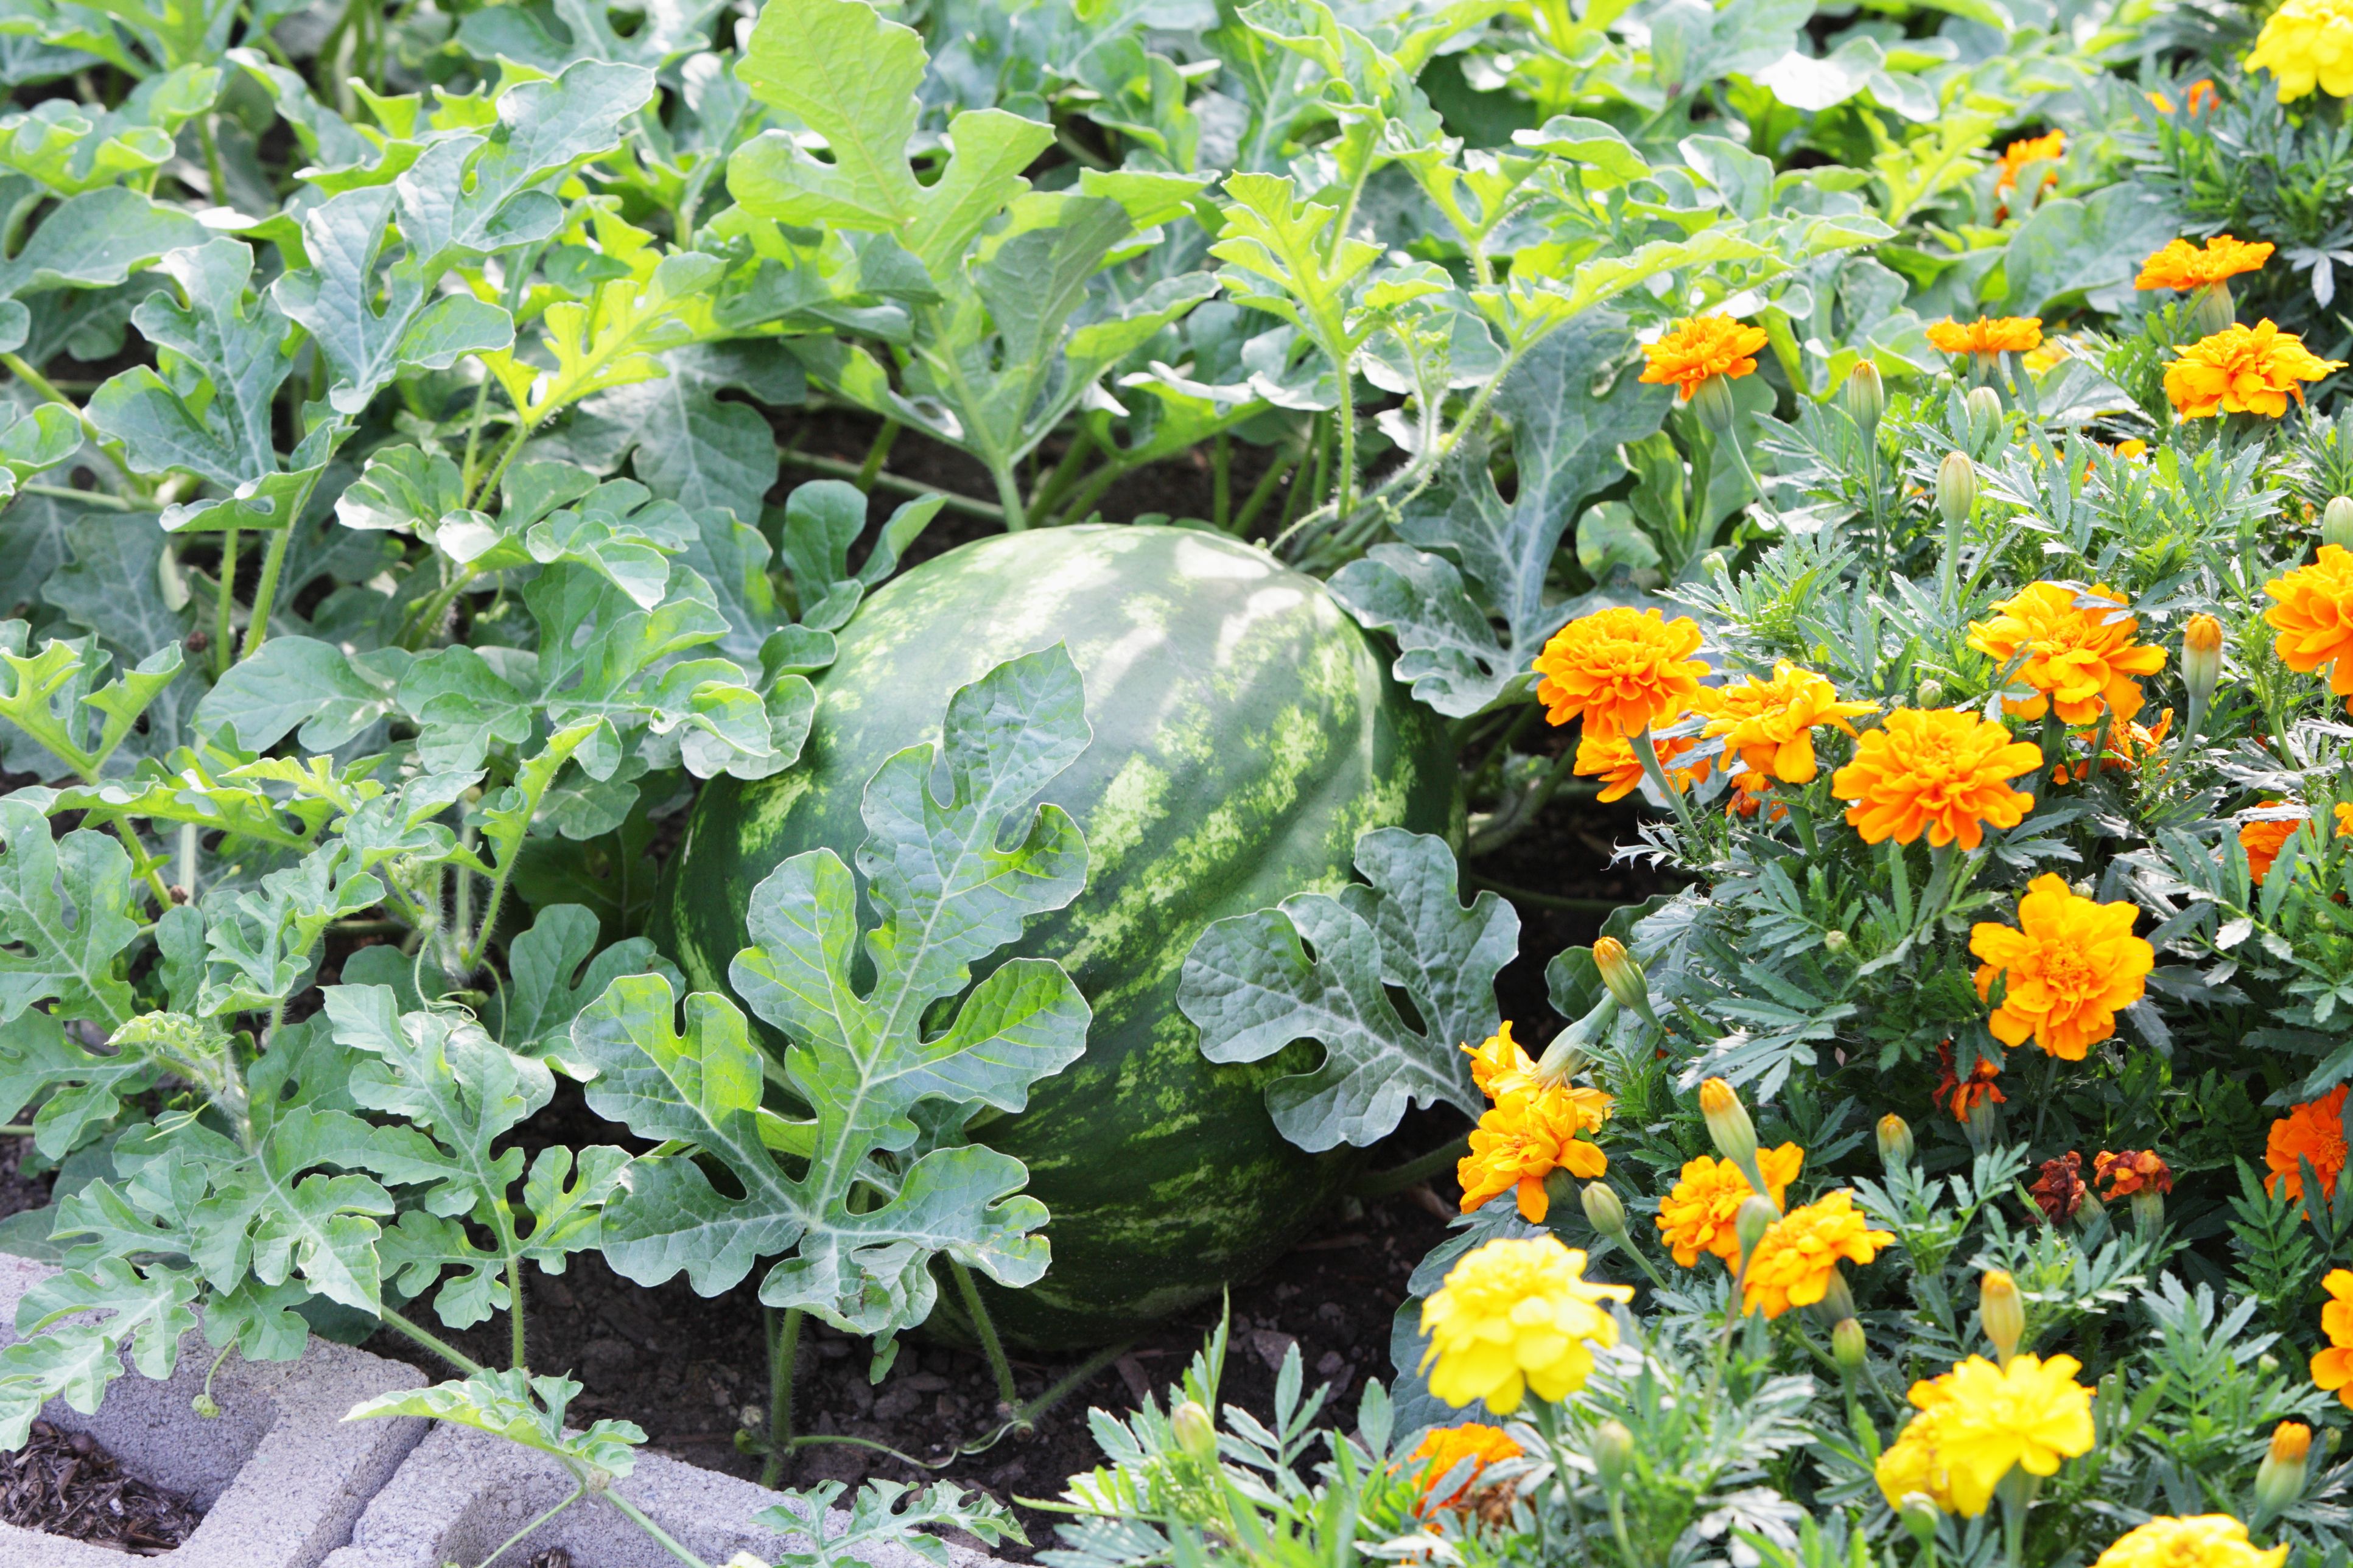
[2250,0,2353,101]
[1409,1423,1522,1514]
[1876,1353,2095,1517]
[1638,315,1770,401]
[2165,321,2344,419]
[1419,1236,1633,1415]
[1655,1144,1804,1267]
[1701,663,1878,795]
[2135,236,2274,292]
[1457,1026,1612,1223]
[1968,873,2155,1061]
[2264,544,2353,712]
[1739,1191,1892,1318]
[1574,727,1711,803]
[1927,317,2044,356]
[2091,1516,2287,1568]
[1966,582,2166,727]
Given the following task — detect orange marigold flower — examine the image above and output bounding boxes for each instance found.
[1574,727,1711,803]
[2264,545,2353,711]
[1655,1144,1805,1267]
[1411,1423,1522,1514]
[2114,438,2150,460]
[1934,1041,2006,1123]
[2148,78,2220,113]
[2094,1149,2173,1200]
[2136,235,2275,292]
[1638,315,1770,401]
[1532,607,1709,736]
[1927,316,2045,357]
[2315,1269,2353,1407]
[1465,1022,1538,1100]
[1994,130,2064,197]
[1458,1082,1611,1223]
[2239,803,2309,884]
[1740,1191,1893,1318]
[2165,320,2346,419]
[1700,663,1878,789]
[1969,874,2153,1061]
[2028,1151,2086,1223]
[2267,1084,2349,1204]
[1967,581,2167,727]
[1830,709,2043,850]
[2053,709,2173,785]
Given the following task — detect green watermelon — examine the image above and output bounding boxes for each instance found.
[650,524,1457,1345]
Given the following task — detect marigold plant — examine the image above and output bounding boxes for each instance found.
[1701,663,1878,796]
[2266,1084,2349,1203]
[2314,1269,2353,1408]
[1655,1144,1806,1266]
[1892,1353,2097,1516]
[1574,727,1710,802]
[2091,1516,2288,1568]
[1994,130,2064,197]
[2134,236,2274,292]
[1409,1423,1521,1514]
[1926,316,2045,357]
[2249,0,2353,100]
[1968,874,2155,1060]
[2264,545,2353,711]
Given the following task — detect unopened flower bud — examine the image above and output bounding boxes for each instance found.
[2256,1420,2311,1517]
[1582,1180,1629,1241]
[1173,1398,1218,1463]
[1822,928,1850,954]
[1877,1113,1915,1170]
[1691,374,1736,435]
[1736,1194,1779,1256]
[1591,1419,1635,1489]
[2182,614,2222,712]
[1699,1077,1759,1171]
[1937,451,1977,528]
[1980,1270,2025,1366]
[1899,1494,1942,1545]
[1832,1317,1867,1374]
[1815,1269,1857,1324]
[1843,362,1885,436]
[1965,385,2003,444]
[1915,678,1944,709]
[2326,496,2353,552]
[1593,937,1653,1021]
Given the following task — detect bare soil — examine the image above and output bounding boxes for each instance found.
[0,1418,203,1554]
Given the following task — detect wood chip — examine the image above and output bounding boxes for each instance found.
[0,1420,202,1553]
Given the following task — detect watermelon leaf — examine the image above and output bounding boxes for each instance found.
[346,1367,646,1476]
[572,644,1094,1334]
[1179,828,1511,1150]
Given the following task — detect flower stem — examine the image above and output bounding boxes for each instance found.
[1632,729,1700,841]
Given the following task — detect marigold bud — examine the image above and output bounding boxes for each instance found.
[2326,496,2353,552]
[1915,678,1944,708]
[1591,1419,1635,1489]
[1980,1270,2025,1366]
[1843,362,1885,436]
[1593,937,1652,1020]
[1822,928,1850,954]
[1877,1113,1915,1170]
[1965,1087,2001,1144]
[2182,613,2222,714]
[1965,385,2003,444]
[1173,1399,1218,1463]
[1735,1194,1779,1256]
[1937,451,1977,528]
[1899,1494,1942,1544]
[1581,1180,1629,1241]
[1831,1316,1867,1374]
[1691,373,1736,435]
[1698,1077,1758,1168]
[2256,1420,2312,1517]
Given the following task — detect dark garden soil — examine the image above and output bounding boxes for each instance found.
[0,1416,204,1553]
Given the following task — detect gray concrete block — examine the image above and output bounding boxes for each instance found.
[323,1421,1007,1568]
[0,1255,430,1568]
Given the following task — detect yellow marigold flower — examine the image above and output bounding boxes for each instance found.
[1655,1144,1805,1267]
[1700,663,1878,791]
[1458,1085,1611,1223]
[2091,1516,2288,1568]
[1638,315,1770,401]
[1410,1423,1522,1514]
[1574,727,1711,803]
[2165,320,2346,419]
[1967,581,2167,727]
[1994,130,2064,197]
[1830,709,2043,850]
[2268,1085,2349,1206]
[1968,873,2153,1061]
[2115,438,2150,460]
[2264,544,2353,711]
[1915,1352,2095,1516]
[2314,1268,2353,1406]
[1532,606,1709,737]
[1465,1021,1535,1100]
[1874,1393,1962,1513]
[2251,0,2353,100]
[1927,317,2045,357]
[2136,235,2276,292]
[1739,1191,1893,1318]
[1418,1235,1633,1415]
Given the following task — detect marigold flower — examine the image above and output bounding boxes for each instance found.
[1927,317,2044,357]
[1410,1423,1522,1514]
[1532,607,1709,737]
[2136,236,2275,292]
[1969,874,2153,1060]
[1902,1353,2096,1516]
[1418,1235,1633,1414]
[2313,1268,2353,1405]
[2094,1149,2172,1200]
[1934,1041,2005,1123]
[2052,709,2173,784]
[1638,315,1770,401]
[1740,1191,1893,1318]
[1993,130,2064,194]
[1574,727,1710,802]
[1700,663,1878,793]
[1968,582,2166,727]
[2092,1516,2287,1568]
[1874,1396,1963,1513]
[2147,78,2220,114]
[2266,1083,2349,1203]
[2251,0,2353,100]
[1831,709,2043,850]
[2265,545,2353,711]
[2165,320,2345,419]
[1465,1022,1536,1100]
[2027,1151,2086,1223]
[1458,1085,1611,1222]
[1655,1144,1805,1267]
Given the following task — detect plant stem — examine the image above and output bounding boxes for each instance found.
[1461,874,1622,912]
[599,1487,717,1568]
[1213,432,1231,529]
[379,1307,488,1376]
[19,482,135,509]
[777,449,1004,523]
[989,462,1027,531]
[1232,441,1301,538]
[1351,1134,1470,1198]
[760,1306,802,1490]
[505,1248,527,1373]
[470,425,530,511]
[212,528,239,677]
[1027,424,1096,519]
[197,111,227,206]
[473,1481,586,1568]
[948,1259,1020,1415]
[1632,729,1700,841]
[1331,368,1357,524]
[238,523,296,660]
[854,420,901,492]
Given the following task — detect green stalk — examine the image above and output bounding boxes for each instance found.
[197,111,227,206]
[949,1259,1021,1416]
[1232,443,1302,537]
[1213,432,1231,529]
[854,419,902,492]
[1350,1134,1470,1198]
[379,1307,489,1377]
[474,1482,587,1568]
[598,1489,718,1568]
[760,1306,802,1489]
[212,528,239,677]
[1632,728,1700,841]
[777,449,1004,523]
[989,462,1028,531]
[505,1244,527,1372]
[237,523,295,660]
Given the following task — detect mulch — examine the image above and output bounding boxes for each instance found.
[0,1419,203,1554]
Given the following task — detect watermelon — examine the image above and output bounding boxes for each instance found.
[650,525,1457,1345]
